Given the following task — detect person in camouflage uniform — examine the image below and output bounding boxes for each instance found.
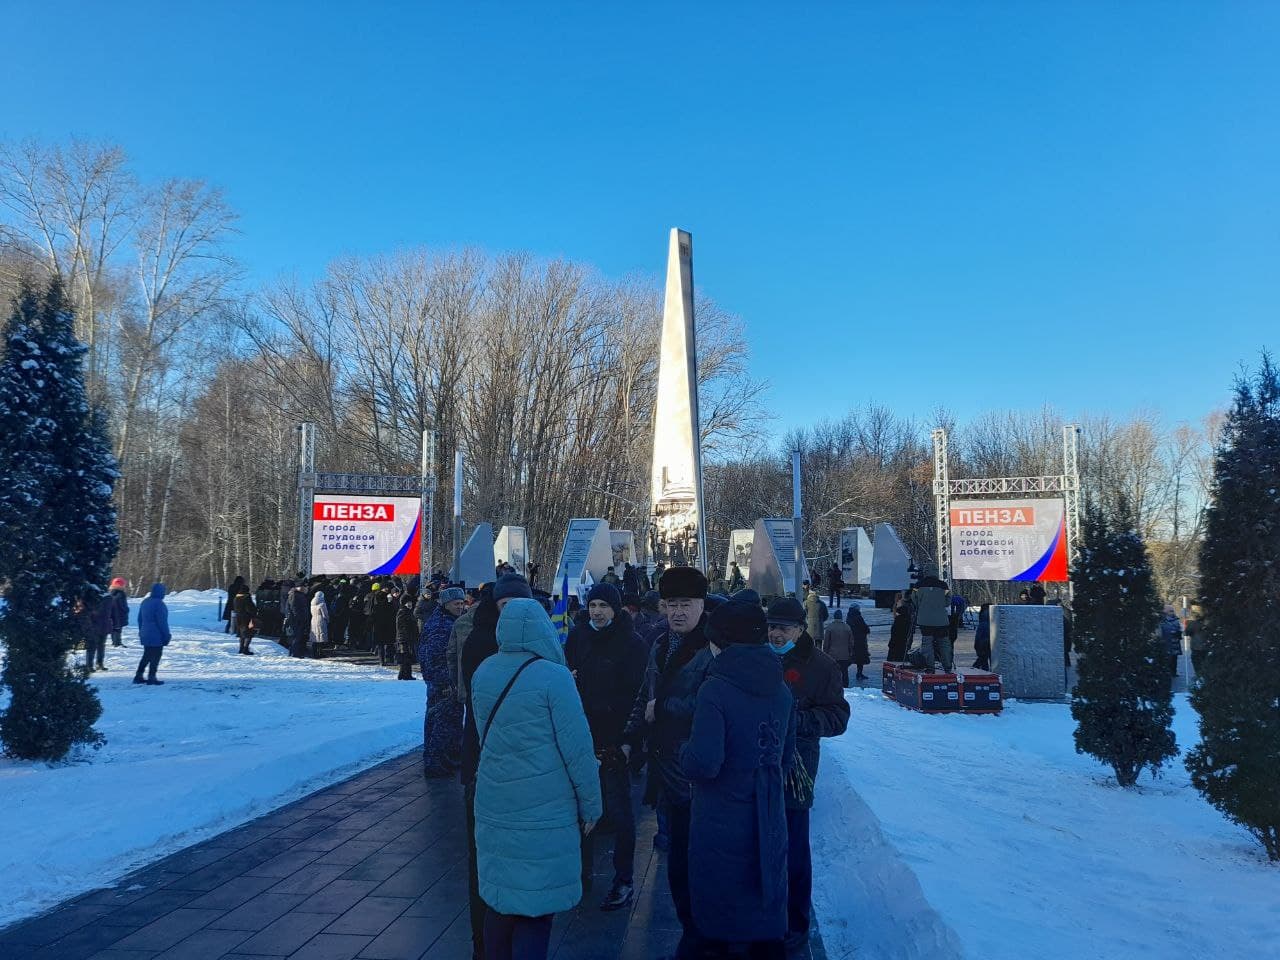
[418,587,468,777]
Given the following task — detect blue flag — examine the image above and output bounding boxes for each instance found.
[551,574,570,642]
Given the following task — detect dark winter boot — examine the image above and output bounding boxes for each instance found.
[133,675,146,684]
[600,882,633,912]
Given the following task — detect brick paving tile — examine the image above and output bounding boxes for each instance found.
[206,894,307,932]
[323,897,414,938]
[357,913,452,960]
[284,933,374,960]
[108,909,226,951]
[267,864,350,897]
[149,927,254,960]
[183,875,280,911]
[0,749,830,960]
[22,920,138,960]
[233,912,338,956]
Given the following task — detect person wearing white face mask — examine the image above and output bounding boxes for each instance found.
[765,597,850,955]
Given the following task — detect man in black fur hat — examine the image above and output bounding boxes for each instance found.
[625,565,713,959]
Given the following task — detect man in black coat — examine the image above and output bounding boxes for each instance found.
[566,582,647,912]
[372,584,398,665]
[287,582,310,657]
[624,566,713,960]
[767,597,851,953]
[329,579,350,647]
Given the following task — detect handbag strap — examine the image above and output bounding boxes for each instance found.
[480,656,542,752]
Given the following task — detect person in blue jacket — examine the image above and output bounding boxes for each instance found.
[683,599,795,960]
[471,597,602,960]
[133,583,171,685]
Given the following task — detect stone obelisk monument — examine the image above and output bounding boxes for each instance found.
[648,228,707,571]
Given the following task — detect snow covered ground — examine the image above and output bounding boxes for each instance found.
[812,687,1280,960]
[0,590,423,926]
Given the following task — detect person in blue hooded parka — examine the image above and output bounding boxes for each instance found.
[682,599,796,959]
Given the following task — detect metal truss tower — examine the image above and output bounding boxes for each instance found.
[931,424,1083,586]
[1062,424,1082,570]
[294,422,436,578]
[932,428,952,582]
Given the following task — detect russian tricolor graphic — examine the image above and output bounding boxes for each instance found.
[1011,514,1069,582]
[369,510,422,575]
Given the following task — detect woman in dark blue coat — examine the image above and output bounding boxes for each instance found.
[682,600,795,959]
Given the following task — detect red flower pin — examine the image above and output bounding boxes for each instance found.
[784,668,802,686]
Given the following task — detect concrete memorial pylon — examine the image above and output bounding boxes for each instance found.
[725,528,754,578]
[554,519,613,597]
[494,525,528,573]
[450,522,495,587]
[649,228,707,570]
[747,518,811,599]
[610,530,637,568]
[840,527,874,586]
[870,522,912,605]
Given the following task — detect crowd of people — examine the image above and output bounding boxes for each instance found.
[78,558,1200,960]
[396,564,854,960]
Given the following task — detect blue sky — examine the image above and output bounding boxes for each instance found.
[2,1,1276,433]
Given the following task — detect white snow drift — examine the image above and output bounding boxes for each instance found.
[0,590,424,926]
[813,687,1280,960]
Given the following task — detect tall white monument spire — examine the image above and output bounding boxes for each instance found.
[649,228,707,571]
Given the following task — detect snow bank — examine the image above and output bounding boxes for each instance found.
[0,592,423,925]
[814,688,1280,960]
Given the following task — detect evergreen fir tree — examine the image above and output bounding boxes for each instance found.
[1070,496,1177,787]
[0,277,119,760]
[1186,355,1280,861]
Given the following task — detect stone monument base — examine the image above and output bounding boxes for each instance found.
[991,604,1067,700]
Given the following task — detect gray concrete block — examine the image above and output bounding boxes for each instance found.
[991,604,1066,699]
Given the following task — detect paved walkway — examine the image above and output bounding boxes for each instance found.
[1,752,828,960]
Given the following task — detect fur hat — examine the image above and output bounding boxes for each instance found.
[439,587,466,604]
[731,587,762,607]
[707,599,768,648]
[587,582,622,613]
[659,566,708,600]
[766,597,806,626]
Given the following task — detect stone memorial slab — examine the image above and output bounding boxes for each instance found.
[494,525,528,573]
[870,522,911,593]
[449,522,495,587]
[610,530,636,568]
[991,604,1067,699]
[725,528,754,578]
[554,518,613,592]
[840,526,873,585]
[747,518,812,598]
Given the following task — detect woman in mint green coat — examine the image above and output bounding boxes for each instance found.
[471,598,603,959]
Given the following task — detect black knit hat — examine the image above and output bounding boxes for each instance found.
[659,566,708,600]
[493,574,532,603]
[586,582,622,614]
[707,599,768,648]
[766,597,806,626]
